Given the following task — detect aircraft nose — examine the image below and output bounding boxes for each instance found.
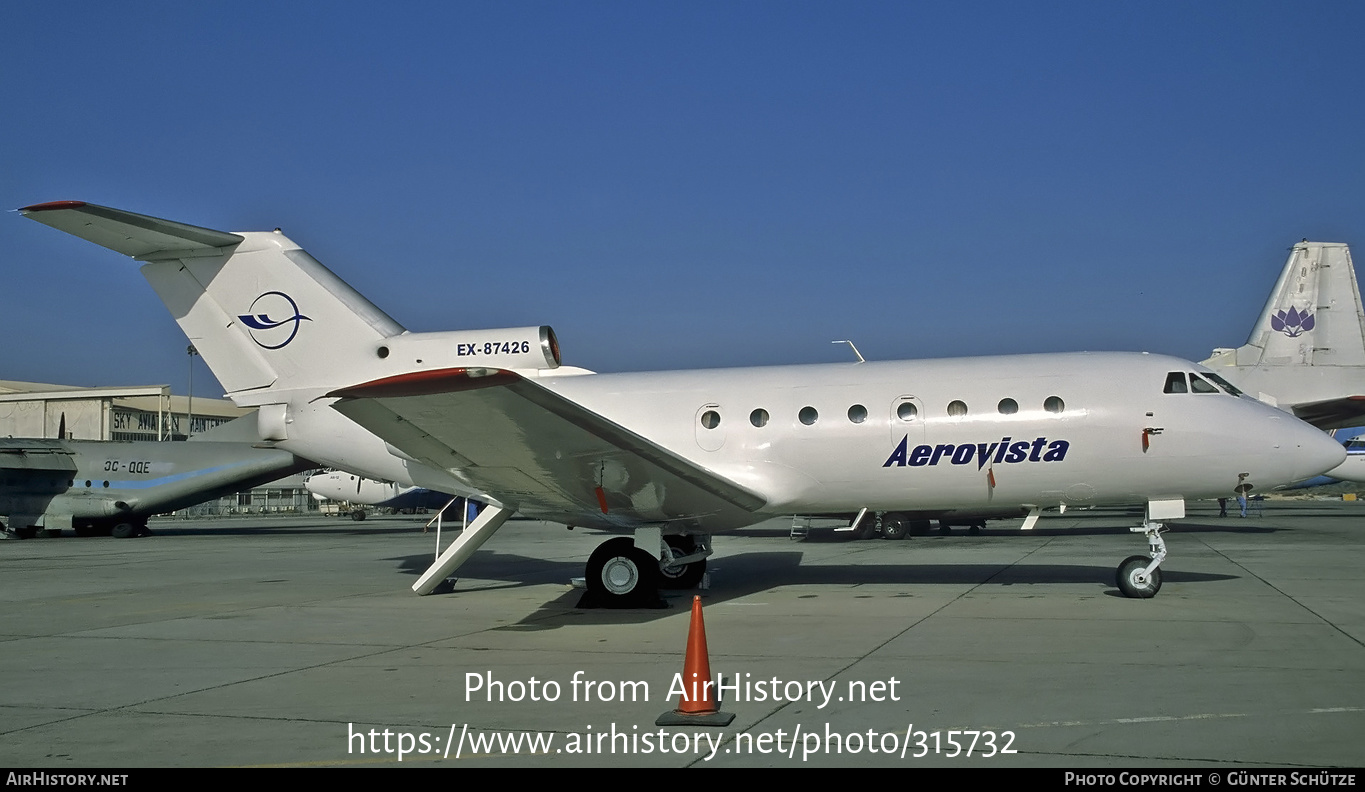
[1287,421,1348,481]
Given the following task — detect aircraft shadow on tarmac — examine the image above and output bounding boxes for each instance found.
[145,523,425,538]
[139,515,1283,629]
[387,538,1241,629]
[788,520,1281,541]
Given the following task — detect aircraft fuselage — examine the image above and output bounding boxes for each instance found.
[266,351,1340,532]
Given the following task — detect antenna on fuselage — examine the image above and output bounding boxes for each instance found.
[832,340,866,363]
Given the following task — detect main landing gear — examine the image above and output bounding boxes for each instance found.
[1115,521,1167,598]
[110,520,151,539]
[873,512,979,540]
[409,505,713,604]
[583,533,712,608]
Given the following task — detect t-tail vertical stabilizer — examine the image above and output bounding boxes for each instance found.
[1204,241,1365,428]
[20,201,407,398]
[22,200,565,488]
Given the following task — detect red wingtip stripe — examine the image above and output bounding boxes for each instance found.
[20,200,88,212]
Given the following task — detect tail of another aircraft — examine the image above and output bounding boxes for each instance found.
[1203,241,1365,429]
[1206,242,1365,369]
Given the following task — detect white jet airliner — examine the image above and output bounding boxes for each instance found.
[305,469,462,520]
[21,201,1346,603]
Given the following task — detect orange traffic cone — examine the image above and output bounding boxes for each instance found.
[657,595,734,726]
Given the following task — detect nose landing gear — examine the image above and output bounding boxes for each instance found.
[1116,522,1167,598]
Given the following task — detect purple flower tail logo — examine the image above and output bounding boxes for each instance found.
[1270,306,1315,338]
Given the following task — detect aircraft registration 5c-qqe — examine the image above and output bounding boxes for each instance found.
[21,201,1346,603]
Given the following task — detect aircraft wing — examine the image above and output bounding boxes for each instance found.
[1289,395,1365,430]
[328,368,767,529]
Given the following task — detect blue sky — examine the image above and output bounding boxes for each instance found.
[5,2,1364,396]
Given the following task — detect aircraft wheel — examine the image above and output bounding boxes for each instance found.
[350,510,367,522]
[1116,555,1162,598]
[659,536,706,589]
[111,523,137,539]
[910,519,933,535]
[850,512,876,540]
[586,537,660,607]
[968,522,984,535]
[881,514,909,540]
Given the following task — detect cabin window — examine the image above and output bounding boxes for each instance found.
[1044,396,1065,414]
[102,481,109,488]
[700,410,721,429]
[1188,373,1219,394]
[85,480,91,488]
[847,404,868,424]
[997,398,1018,415]
[897,402,918,421]
[799,406,819,425]
[947,400,968,417]
[750,409,769,428]
[1163,372,1187,394]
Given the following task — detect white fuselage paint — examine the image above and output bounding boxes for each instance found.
[306,471,407,505]
[269,351,1343,530]
[1325,453,1365,483]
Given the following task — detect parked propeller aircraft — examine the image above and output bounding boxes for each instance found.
[1,412,310,538]
[21,201,1346,602]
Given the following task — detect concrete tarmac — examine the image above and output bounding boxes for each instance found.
[2,500,1362,768]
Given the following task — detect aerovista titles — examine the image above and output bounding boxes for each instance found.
[882,435,1070,468]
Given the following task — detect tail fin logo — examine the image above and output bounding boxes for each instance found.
[238,292,311,349]
[1271,306,1315,338]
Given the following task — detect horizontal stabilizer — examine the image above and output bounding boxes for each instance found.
[20,201,243,260]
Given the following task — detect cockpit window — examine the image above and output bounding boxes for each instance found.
[1163,372,1187,394]
[1345,437,1365,451]
[1201,371,1245,397]
[1188,373,1219,394]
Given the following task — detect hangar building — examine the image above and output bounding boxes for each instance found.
[0,379,243,441]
